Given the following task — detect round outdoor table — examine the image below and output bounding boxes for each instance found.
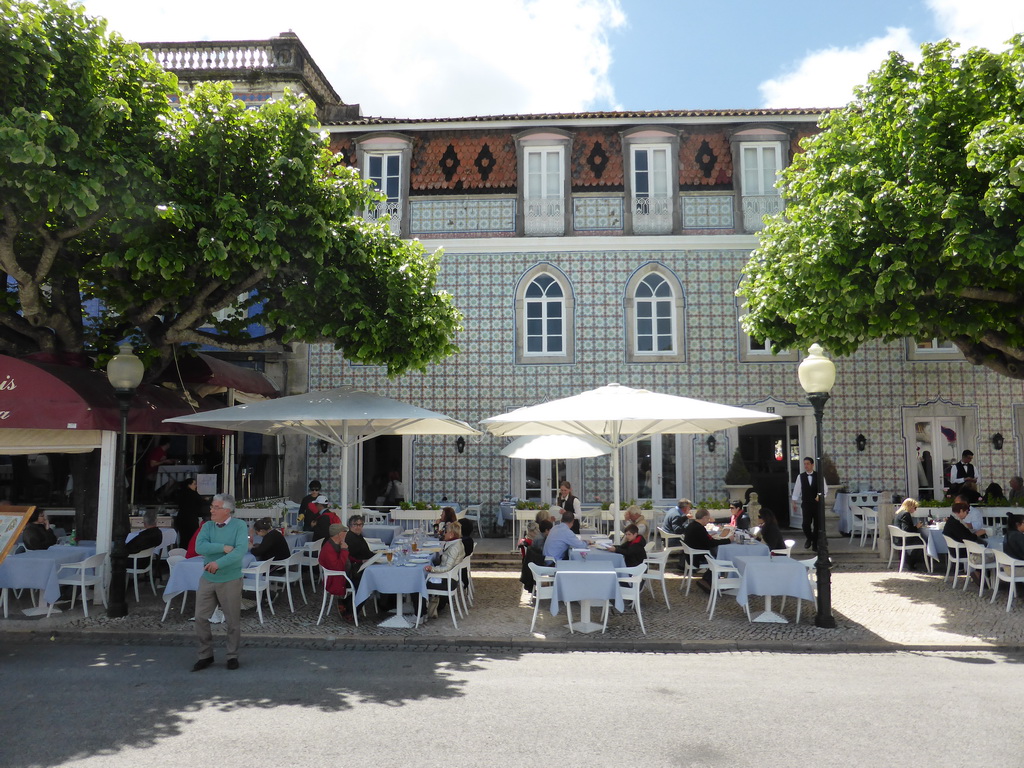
[354,562,428,629]
[0,544,98,614]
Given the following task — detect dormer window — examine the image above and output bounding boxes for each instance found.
[356,134,411,236]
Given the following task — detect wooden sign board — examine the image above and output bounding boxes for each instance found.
[0,505,36,565]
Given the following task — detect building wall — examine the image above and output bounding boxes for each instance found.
[305,241,1024,511]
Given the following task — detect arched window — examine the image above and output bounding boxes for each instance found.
[515,265,575,364]
[624,264,685,363]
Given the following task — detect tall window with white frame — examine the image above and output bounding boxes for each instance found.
[524,147,564,235]
[740,142,783,231]
[632,145,672,234]
[524,274,563,355]
[634,274,675,354]
[366,152,402,234]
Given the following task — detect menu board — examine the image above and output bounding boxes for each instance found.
[0,506,36,565]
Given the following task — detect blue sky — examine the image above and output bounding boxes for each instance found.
[79,0,1023,117]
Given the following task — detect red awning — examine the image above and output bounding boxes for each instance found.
[0,355,224,435]
[164,353,279,399]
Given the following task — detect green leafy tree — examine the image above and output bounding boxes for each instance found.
[740,37,1024,380]
[2,0,460,376]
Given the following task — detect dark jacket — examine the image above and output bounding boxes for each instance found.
[345,531,374,563]
[943,515,982,544]
[126,526,163,568]
[174,486,207,547]
[22,523,57,551]
[252,528,291,562]
[312,510,341,542]
[894,510,921,535]
[757,520,785,551]
[1004,530,1024,561]
[681,519,727,568]
[614,535,648,568]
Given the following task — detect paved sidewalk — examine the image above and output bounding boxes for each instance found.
[3,562,1022,654]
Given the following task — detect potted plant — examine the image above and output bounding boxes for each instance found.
[723,448,753,502]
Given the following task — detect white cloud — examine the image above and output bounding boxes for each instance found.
[758,0,1024,109]
[927,0,1024,49]
[79,0,625,118]
[758,27,919,109]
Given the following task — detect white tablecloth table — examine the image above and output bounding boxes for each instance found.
[362,525,402,546]
[569,548,626,568]
[354,562,429,628]
[714,541,770,565]
[551,560,624,633]
[734,555,813,623]
[162,553,256,606]
[923,526,1003,560]
[0,544,97,613]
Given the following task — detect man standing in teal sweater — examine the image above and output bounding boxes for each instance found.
[193,493,249,671]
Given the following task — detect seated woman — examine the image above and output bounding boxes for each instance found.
[433,506,458,537]
[622,506,649,538]
[754,507,786,551]
[614,523,647,567]
[250,517,291,564]
[892,498,926,570]
[718,500,751,531]
[22,509,57,550]
[424,521,466,619]
[519,520,552,593]
[318,523,353,620]
[1004,514,1024,561]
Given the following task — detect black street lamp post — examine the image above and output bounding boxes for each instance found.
[798,343,837,629]
[106,345,144,618]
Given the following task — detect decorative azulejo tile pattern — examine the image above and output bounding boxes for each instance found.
[409,198,516,234]
[681,194,734,228]
[307,246,1023,520]
[572,196,623,231]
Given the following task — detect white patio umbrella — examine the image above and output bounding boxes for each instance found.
[482,383,781,535]
[165,386,479,516]
[500,434,611,460]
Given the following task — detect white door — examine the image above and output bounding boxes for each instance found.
[634,435,684,504]
[513,459,582,504]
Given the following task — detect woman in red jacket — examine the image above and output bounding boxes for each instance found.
[318,523,353,619]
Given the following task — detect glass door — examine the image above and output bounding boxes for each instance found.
[913,418,960,500]
[635,435,679,504]
[520,459,567,503]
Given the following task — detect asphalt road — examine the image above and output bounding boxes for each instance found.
[3,641,1022,768]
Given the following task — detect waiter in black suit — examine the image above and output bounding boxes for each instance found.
[792,456,827,550]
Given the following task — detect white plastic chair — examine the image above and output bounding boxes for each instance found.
[298,539,324,592]
[609,564,647,634]
[48,553,107,617]
[425,566,465,628]
[267,552,307,612]
[160,555,189,621]
[771,539,796,558]
[991,550,1024,612]
[460,553,476,608]
[887,525,928,573]
[527,563,556,633]
[705,556,742,621]
[963,540,996,596]
[461,504,483,535]
[316,566,358,626]
[126,547,157,601]
[241,558,275,624]
[942,535,970,588]
[679,542,710,596]
[643,546,681,608]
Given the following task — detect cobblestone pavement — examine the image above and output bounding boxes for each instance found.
[3,563,1022,654]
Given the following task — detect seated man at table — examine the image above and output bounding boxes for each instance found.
[126,509,164,572]
[345,515,375,565]
[542,510,588,562]
[1008,476,1024,503]
[943,502,985,544]
[250,518,291,567]
[318,523,353,621]
[622,506,649,538]
[680,507,734,590]
[311,499,341,542]
[22,508,58,550]
[662,499,693,535]
[613,524,647,567]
